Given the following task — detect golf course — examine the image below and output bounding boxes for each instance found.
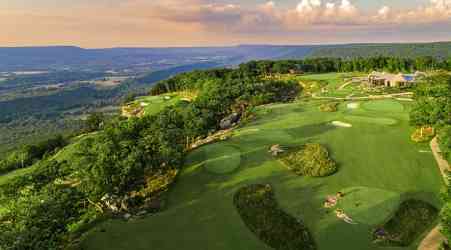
[81,98,444,250]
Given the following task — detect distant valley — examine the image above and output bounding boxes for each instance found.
[0,41,450,155]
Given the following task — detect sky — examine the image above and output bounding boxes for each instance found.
[1,0,451,48]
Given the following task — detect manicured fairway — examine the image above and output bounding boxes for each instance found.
[202,144,241,174]
[82,99,443,250]
[132,94,182,116]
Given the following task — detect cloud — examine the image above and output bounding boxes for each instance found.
[140,0,451,30]
[1,0,451,47]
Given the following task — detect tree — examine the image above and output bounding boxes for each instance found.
[84,112,105,132]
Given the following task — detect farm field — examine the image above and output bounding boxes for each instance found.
[81,98,443,250]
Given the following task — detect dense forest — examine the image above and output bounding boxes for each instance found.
[309,42,451,59]
[0,57,450,249]
[152,56,451,95]
[0,62,220,156]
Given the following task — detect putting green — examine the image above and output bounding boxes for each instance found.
[344,115,398,125]
[333,187,401,226]
[202,144,241,174]
[362,100,404,112]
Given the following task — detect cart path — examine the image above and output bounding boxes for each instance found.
[418,137,450,250]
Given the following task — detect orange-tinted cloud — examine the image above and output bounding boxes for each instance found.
[1,0,451,47]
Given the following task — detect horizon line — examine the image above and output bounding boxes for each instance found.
[1,40,451,50]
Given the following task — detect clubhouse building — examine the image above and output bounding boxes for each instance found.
[368,71,426,88]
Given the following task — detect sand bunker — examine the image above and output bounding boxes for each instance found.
[331,121,352,128]
[140,102,149,107]
[347,102,359,109]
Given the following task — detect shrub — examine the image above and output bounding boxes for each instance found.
[279,143,337,177]
[233,184,316,250]
[319,102,339,112]
[373,199,438,246]
[438,125,451,160]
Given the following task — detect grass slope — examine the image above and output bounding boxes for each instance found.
[202,144,241,174]
[81,98,443,250]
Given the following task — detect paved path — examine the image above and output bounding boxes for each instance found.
[338,81,354,90]
[430,137,450,185]
[418,137,450,250]
[418,227,445,250]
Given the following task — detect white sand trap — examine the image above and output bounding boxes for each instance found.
[331,121,352,128]
[347,102,359,109]
[140,102,149,107]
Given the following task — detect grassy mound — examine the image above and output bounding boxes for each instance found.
[319,102,339,112]
[233,184,316,250]
[411,127,435,143]
[279,143,337,177]
[373,199,438,246]
[203,144,241,174]
[344,115,397,125]
[362,100,404,112]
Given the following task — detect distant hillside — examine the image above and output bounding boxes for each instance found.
[1,42,450,71]
[0,46,313,72]
[308,42,451,59]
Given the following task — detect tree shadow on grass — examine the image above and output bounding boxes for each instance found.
[399,191,441,205]
[249,104,305,127]
[284,123,336,139]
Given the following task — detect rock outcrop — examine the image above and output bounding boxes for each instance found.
[220,112,240,130]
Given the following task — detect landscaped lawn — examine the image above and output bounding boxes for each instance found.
[81,99,443,250]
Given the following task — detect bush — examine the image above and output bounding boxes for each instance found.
[373,199,438,246]
[438,125,451,160]
[233,184,316,250]
[279,143,337,177]
[319,102,339,112]
[0,184,92,250]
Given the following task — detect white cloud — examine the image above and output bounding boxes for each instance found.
[94,0,451,33]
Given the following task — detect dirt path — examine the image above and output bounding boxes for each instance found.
[418,137,450,250]
[418,227,445,250]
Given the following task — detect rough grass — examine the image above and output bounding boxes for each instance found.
[81,98,443,250]
[374,199,438,247]
[279,144,338,177]
[203,144,241,174]
[233,184,316,250]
